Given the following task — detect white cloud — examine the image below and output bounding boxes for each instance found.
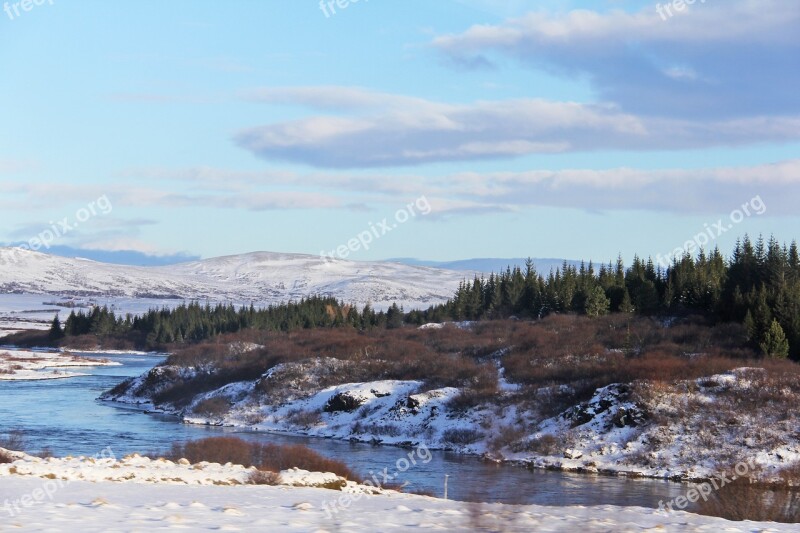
[433,2,800,120]
[234,87,800,168]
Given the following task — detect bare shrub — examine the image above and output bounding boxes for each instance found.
[774,461,800,485]
[442,428,482,446]
[488,425,528,454]
[248,469,282,485]
[36,447,54,459]
[523,434,561,455]
[694,479,800,523]
[169,436,253,467]
[256,443,358,481]
[372,424,403,437]
[192,396,231,418]
[0,430,24,452]
[286,408,322,427]
[165,437,359,481]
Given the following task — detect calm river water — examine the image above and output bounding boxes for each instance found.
[0,351,687,507]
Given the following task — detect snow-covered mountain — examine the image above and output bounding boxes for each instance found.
[0,248,470,310]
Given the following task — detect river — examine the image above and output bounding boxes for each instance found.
[0,351,688,507]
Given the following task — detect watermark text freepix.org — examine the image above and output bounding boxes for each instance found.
[655,195,765,268]
[657,457,757,514]
[321,195,431,263]
[4,0,54,21]
[319,0,368,19]
[656,0,709,21]
[322,443,432,519]
[2,446,115,518]
[8,194,113,259]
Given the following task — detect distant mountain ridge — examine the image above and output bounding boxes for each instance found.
[0,248,474,310]
[388,257,582,275]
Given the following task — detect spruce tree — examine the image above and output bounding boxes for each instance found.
[48,315,64,341]
[760,319,790,358]
[585,286,610,318]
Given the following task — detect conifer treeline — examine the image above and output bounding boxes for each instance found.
[419,235,800,358]
[61,296,405,346]
[56,235,800,359]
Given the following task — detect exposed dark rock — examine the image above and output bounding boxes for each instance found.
[406,395,421,410]
[562,384,647,429]
[324,392,365,413]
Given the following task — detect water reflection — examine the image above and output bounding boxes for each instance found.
[0,352,688,507]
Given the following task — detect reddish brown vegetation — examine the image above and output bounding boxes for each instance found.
[147,314,800,414]
[166,437,358,481]
[694,477,800,523]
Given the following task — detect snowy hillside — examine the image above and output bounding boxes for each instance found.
[0,248,470,310]
[104,350,800,485]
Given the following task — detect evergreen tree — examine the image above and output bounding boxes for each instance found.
[584,286,610,318]
[760,319,790,358]
[48,315,64,341]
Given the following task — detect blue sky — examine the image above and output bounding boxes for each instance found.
[1,0,798,265]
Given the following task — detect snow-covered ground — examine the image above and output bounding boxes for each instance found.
[0,248,472,310]
[0,348,119,380]
[0,448,795,531]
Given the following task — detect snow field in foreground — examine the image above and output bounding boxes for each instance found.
[0,449,798,532]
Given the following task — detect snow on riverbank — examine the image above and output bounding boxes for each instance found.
[70,349,169,357]
[0,348,120,380]
[0,448,357,491]
[0,449,796,531]
[104,359,800,484]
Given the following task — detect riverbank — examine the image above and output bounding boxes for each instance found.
[0,449,796,532]
[0,348,120,380]
[103,356,800,486]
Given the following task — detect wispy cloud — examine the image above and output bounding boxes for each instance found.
[233,87,800,168]
[0,159,37,174]
[112,159,800,217]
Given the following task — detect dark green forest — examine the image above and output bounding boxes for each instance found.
[53,235,800,359]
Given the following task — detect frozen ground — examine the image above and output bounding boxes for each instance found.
[0,449,795,532]
[0,348,119,381]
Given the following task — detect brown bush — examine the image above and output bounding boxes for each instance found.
[248,469,282,485]
[192,397,231,418]
[285,408,322,427]
[169,436,254,466]
[0,450,12,464]
[523,434,561,455]
[694,479,800,523]
[442,428,482,446]
[0,430,24,452]
[488,425,528,454]
[166,437,359,481]
[774,461,800,485]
